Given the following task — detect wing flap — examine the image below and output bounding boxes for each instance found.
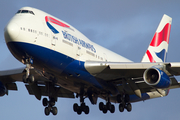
[167,62,180,75]
[25,84,75,98]
[116,77,180,96]
[6,82,18,90]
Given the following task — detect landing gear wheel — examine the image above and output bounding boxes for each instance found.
[102,106,107,114]
[73,103,78,112]
[119,104,125,112]
[99,102,104,111]
[77,107,82,115]
[22,74,27,83]
[110,104,115,113]
[45,107,50,116]
[126,103,132,112]
[49,98,55,107]
[81,103,86,109]
[42,97,58,116]
[84,106,89,114]
[43,98,48,106]
[99,101,115,114]
[117,94,122,103]
[106,102,111,110]
[52,107,58,115]
[28,74,35,85]
[74,103,90,115]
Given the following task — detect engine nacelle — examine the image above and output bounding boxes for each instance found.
[143,67,171,88]
[0,81,7,96]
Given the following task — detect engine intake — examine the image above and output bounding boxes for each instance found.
[143,67,171,88]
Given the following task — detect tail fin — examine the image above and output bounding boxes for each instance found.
[141,14,172,63]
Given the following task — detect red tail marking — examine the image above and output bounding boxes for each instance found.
[146,50,156,63]
[150,23,171,47]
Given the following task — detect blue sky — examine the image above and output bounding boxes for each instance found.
[1,1,180,120]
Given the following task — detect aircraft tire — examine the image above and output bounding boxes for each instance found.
[119,104,124,112]
[42,98,48,106]
[99,102,104,111]
[106,102,111,110]
[77,107,82,115]
[126,103,132,112]
[117,94,122,103]
[28,75,35,85]
[102,107,107,114]
[84,106,89,114]
[110,104,115,113]
[45,107,50,116]
[49,98,55,107]
[22,74,27,83]
[73,103,78,112]
[52,106,58,115]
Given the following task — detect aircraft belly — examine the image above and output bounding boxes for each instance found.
[7,41,118,95]
[7,41,73,73]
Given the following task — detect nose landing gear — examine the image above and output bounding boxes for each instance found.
[22,58,35,85]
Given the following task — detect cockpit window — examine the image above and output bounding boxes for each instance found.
[16,10,35,15]
[21,10,29,13]
[17,10,21,13]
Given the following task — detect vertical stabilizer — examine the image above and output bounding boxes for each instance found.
[141,14,172,63]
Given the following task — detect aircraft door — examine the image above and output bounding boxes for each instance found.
[74,45,82,60]
[51,36,56,46]
[103,53,108,61]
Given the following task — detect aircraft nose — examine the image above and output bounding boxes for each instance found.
[4,22,20,43]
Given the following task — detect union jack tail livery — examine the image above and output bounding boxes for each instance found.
[141,14,172,63]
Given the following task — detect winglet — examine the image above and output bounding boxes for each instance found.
[141,14,172,63]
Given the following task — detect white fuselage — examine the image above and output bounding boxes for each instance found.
[5,7,132,64]
[4,7,168,104]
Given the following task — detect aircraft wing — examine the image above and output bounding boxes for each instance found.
[85,61,180,95]
[85,61,180,79]
[0,67,74,99]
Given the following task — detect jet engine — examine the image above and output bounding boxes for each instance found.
[143,67,171,88]
[0,81,7,96]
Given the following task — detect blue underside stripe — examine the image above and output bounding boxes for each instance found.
[7,42,103,89]
[130,93,150,102]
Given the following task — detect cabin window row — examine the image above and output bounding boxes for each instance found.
[20,27,49,37]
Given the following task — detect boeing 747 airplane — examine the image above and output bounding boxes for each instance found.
[2,7,180,116]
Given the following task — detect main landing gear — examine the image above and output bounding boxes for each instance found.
[43,97,58,116]
[73,90,90,115]
[42,82,59,116]
[98,94,132,114]
[73,102,89,115]
[117,94,132,112]
[99,101,115,114]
